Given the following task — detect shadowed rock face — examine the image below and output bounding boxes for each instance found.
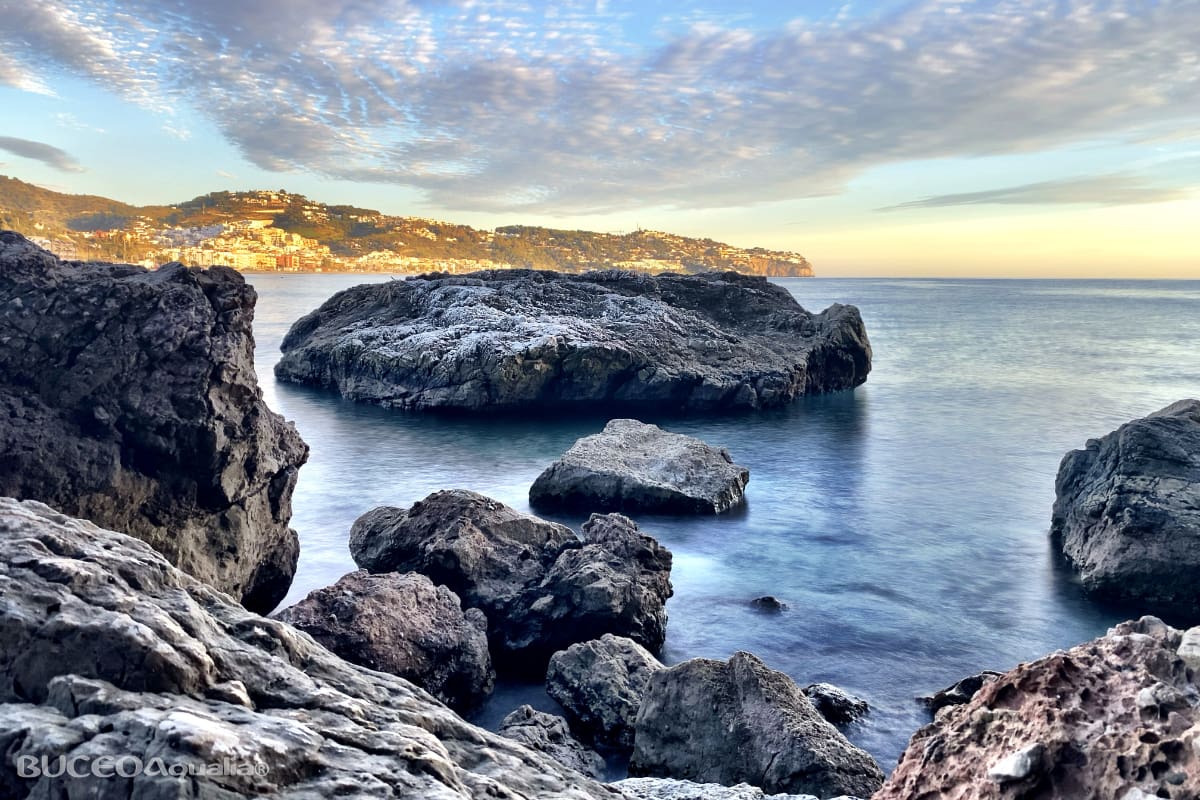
[0,232,307,612]
[0,498,626,800]
[498,705,606,779]
[274,269,871,413]
[876,617,1200,799]
[1051,399,1200,616]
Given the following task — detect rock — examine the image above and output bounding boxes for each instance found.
[875,616,1200,799]
[751,596,788,612]
[918,670,1005,714]
[546,634,665,752]
[350,490,673,670]
[498,705,606,779]
[613,777,831,799]
[629,652,884,798]
[1180,627,1200,671]
[1051,399,1200,614]
[0,498,624,799]
[275,570,495,712]
[530,419,750,514]
[802,684,869,725]
[0,231,307,613]
[274,269,871,413]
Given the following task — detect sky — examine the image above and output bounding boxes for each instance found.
[0,0,1198,277]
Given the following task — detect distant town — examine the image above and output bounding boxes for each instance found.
[0,176,814,277]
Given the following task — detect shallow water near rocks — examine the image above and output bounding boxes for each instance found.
[250,274,1200,771]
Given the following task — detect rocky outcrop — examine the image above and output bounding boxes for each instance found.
[275,570,494,712]
[498,705,606,779]
[530,419,750,514]
[802,684,869,726]
[629,652,884,797]
[919,670,1004,715]
[613,777,856,800]
[1052,399,1200,615]
[546,634,665,752]
[274,269,871,413]
[876,616,1200,799]
[0,231,307,613]
[350,490,673,670]
[0,498,624,799]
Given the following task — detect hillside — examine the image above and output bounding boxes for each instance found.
[0,176,814,276]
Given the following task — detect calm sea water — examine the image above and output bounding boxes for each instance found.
[249,274,1200,770]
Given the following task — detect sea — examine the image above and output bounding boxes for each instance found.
[249,274,1200,771]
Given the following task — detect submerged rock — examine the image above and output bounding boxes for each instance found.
[350,490,673,670]
[0,498,623,799]
[274,269,871,413]
[275,570,495,712]
[802,683,869,725]
[530,419,750,514]
[629,652,884,798]
[0,232,307,613]
[1051,399,1200,615]
[876,616,1200,799]
[498,705,606,779]
[546,634,665,752]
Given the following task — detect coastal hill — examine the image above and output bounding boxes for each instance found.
[0,175,814,276]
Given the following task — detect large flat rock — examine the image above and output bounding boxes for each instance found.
[274,269,871,413]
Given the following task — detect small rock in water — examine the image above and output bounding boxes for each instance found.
[803,683,869,725]
[919,670,1004,714]
[751,596,788,612]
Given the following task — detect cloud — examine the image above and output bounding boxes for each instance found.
[0,136,85,173]
[1,0,1199,212]
[878,174,1192,211]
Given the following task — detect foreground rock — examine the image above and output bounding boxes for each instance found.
[876,616,1200,799]
[530,419,750,514]
[1052,399,1200,615]
[0,498,623,799]
[613,777,853,800]
[802,684,869,726]
[498,705,605,779]
[0,232,307,613]
[275,570,494,712]
[275,269,871,413]
[350,490,673,670]
[630,652,884,797]
[546,634,665,752]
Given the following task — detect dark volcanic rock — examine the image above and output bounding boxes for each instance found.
[1051,399,1200,615]
[274,269,871,413]
[546,634,665,752]
[350,490,673,670]
[802,683,869,726]
[876,616,1200,799]
[275,570,495,712]
[919,670,1005,715]
[0,498,624,799]
[498,705,606,779]
[0,231,307,612]
[629,652,884,797]
[530,419,750,514]
[751,596,788,612]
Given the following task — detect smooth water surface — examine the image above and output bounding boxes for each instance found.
[249,274,1200,768]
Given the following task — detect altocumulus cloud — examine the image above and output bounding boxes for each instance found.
[2,0,1199,212]
[878,174,1191,211]
[0,136,84,173]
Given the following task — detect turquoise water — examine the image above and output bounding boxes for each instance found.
[250,275,1200,769]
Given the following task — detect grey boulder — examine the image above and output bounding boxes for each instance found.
[530,419,750,514]
[274,269,871,413]
[498,705,606,779]
[1051,399,1200,614]
[275,570,495,712]
[630,652,884,798]
[546,634,664,752]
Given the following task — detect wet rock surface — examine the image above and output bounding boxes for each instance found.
[274,268,871,413]
[0,231,307,613]
[0,498,624,799]
[275,570,495,712]
[497,705,606,779]
[530,419,750,514]
[1052,399,1200,616]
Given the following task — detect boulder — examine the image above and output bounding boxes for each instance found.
[350,491,673,670]
[530,419,750,514]
[546,634,665,752]
[275,570,494,712]
[802,684,869,725]
[498,705,606,779]
[629,652,884,797]
[274,269,871,413]
[1051,399,1200,615]
[751,596,788,612]
[918,670,1004,715]
[0,231,307,613]
[613,777,845,800]
[875,616,1200,799]
[0,498,626,799]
